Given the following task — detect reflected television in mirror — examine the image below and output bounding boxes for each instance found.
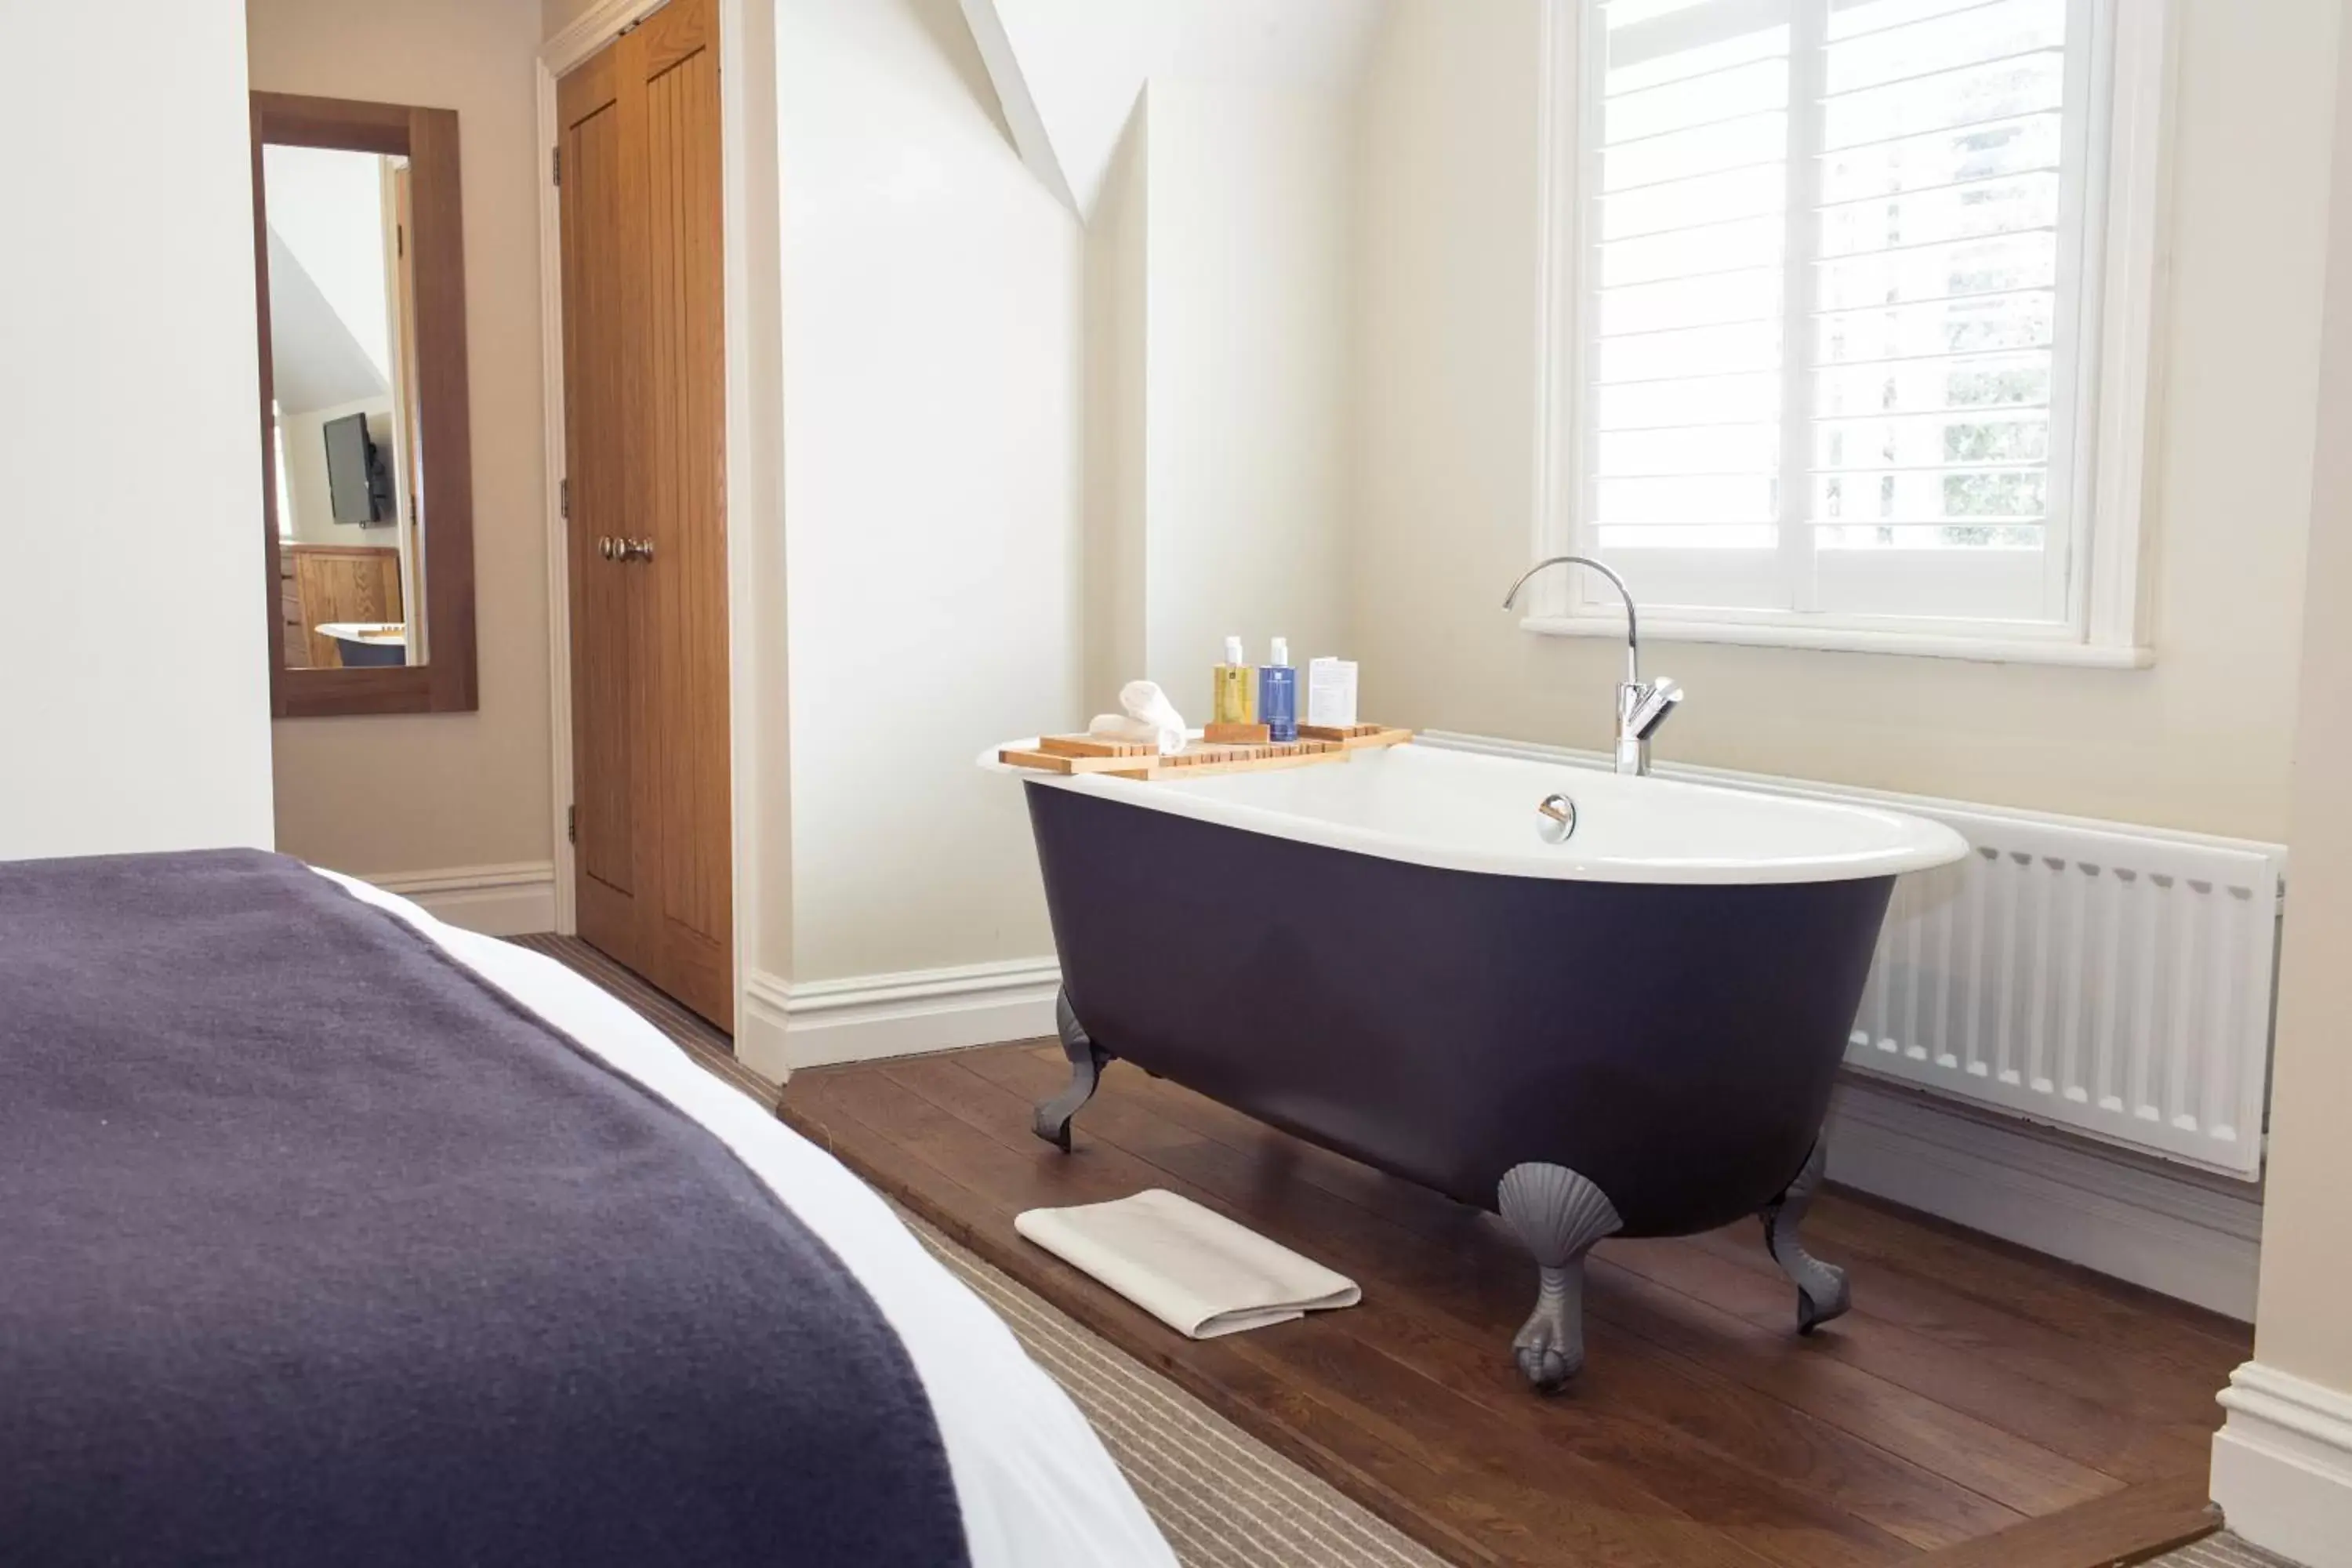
[322,411,392,526]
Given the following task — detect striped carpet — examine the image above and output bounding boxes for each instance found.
[904,1207,1450,1568]
[2149,1535,2306,1568]
[501,933,1444,1566]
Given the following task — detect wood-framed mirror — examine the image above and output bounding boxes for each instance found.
[251,92,476,718]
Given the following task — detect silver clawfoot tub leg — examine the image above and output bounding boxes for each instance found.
[1032,989,1110,1153]
[1761,1133,1849,1334]
[1497,1162,1624,1392]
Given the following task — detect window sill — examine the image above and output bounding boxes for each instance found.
[1517,615,2156,670]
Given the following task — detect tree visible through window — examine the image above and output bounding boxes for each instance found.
[1565,0,2118,634]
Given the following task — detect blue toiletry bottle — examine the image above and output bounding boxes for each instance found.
[1260,636,1298,742]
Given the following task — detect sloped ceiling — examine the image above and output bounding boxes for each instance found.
[266,227,389,416]
[960,0,1391,221]
[260,143,391,415]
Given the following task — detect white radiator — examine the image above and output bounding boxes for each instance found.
[1841,804,2283,1179]
[1424,733,2287,1179]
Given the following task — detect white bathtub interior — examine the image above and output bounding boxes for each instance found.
[996,741,1965,886]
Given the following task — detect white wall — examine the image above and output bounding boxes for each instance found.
[730,0,796,1017]
[1134,81,1356,710]
[263,227,392,416]
[542,0,606,42]
[0,0,274,860]
[261,144,393,381]
[992,0,1382,720]
[251,0,557,883]
[1080,101,1151,713]
[1354,0,2339,844]
[2212,16,2352,1557]
[771,0,1084,995]
[748,0,1371,1070]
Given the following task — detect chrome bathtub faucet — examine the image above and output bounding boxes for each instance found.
[1501,555,1682,777]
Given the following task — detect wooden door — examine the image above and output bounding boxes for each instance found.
[387,161,426,665]
[557,0,732,1029]
[289,544,403,669]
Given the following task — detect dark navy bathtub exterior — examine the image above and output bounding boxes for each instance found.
[1025,781,1893,1238]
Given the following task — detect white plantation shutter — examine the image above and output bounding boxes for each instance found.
[1573,0,2102,633]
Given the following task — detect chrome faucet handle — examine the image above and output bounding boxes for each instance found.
[1627,677,1681,741]
[1611,677,1681,775]
[1612,683,1642,776]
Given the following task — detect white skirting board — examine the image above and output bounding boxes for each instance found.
[358,862,557,938]
[2212,1362,2352,1567]
[737,957,1060,1081]
[1827,1077,2262,1319]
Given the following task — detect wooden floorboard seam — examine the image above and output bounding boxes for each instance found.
[939,1052,2081,1529]
[798,1076,1859,1566]
[521,940,2233,1568]
[782,1043,2245,1568]
[884,1053,2020,1556]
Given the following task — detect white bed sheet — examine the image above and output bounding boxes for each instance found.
[320,870,1175,1568]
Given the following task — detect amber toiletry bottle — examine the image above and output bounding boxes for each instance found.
[1213,636,1257,726]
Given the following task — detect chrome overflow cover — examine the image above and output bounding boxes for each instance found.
[1535,792,1578,844]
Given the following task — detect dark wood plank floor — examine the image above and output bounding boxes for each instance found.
[782,1042,2245,1568]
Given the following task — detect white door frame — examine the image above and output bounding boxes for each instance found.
[535,0,764,1035]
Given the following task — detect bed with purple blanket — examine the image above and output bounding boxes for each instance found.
[0,849,1171,1568]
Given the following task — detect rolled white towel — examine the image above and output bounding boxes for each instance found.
[1087,680,1186,757]
[1087,714,1160,746]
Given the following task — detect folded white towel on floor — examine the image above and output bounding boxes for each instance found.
[1014,1189,1361,1339]
[1087,680,1188,757]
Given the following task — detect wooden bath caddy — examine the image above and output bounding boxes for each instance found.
[999,723,1412,780]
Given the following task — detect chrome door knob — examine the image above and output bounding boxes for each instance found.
[620,537,655,564]
[597,535,616,561]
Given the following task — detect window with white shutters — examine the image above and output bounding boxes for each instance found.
[1547,0,2165,655]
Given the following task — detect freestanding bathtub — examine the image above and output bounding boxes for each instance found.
[990,740,1967,1388]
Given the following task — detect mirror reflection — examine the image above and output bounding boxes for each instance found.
[263,143,425,670]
